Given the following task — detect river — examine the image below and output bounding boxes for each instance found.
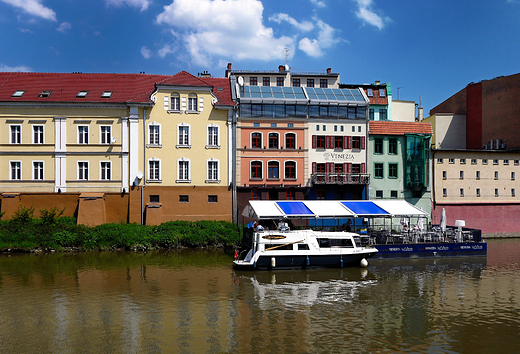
[0,239,519,353]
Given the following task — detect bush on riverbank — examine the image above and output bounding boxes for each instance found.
[0,206,240,251]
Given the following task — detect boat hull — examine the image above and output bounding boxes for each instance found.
[373,242,487,259]
[233,251,377,270]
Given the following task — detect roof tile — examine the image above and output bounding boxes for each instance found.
[369,121,432,135]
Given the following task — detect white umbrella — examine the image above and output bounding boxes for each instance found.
[417,216,424,231]
[440,208,446,232]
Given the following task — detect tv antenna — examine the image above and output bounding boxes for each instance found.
[284,47,290,68]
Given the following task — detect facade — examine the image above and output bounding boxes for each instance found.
[340,82,391,121]
[368,121,432,214]
[0,71,234,225]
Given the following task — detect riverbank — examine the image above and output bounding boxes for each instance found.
[0,207,240,253]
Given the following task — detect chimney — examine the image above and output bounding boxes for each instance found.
[279,65,285,72]
[225,63,232,78]
[227,63,232,70]
[200,71,211,78]
[375,80,381,85]
[326,68,331,74]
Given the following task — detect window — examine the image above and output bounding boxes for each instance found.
[177,158,190,182]
[78,162,89,181]
[315,135,325,149]
[148,159,160,181]
[460,171,464,180]
[335,164,343,174]
[374,138,383,154]
[10,161,21,180]
[513,189,516,197]
[179,195,189,203]
[285,133,296,149]
[78,125,89,144]
[251,132,262,148]
[389,163,398,178]
[150,195,160,203]
[495,189,499,197]
[208,195,218,203]
[504,159,509,165]
[277,77,284,86]
[315,163,326,173]
[285,161,296,179]
[250,77,258,86]
[178,124,190,147]
[271,123,277,128]
[33,125,44,144]
[253,123,260,127]
[443,171,447,180]
[100,126,111,144]
[515,160,519,166]
[512,172,516,181]
[268,133,279,149]
[252,188,261,200]
[495,171,499,180]
[171,93,180,110]
[33,161,43,180]
[493,159,499,165]
[460,158,466,164]
[443,188,447,197]
[374,163,383,178]
[476,188,481,197]
[379,89,386,97]
[376,190,383,199]
[268,161,280,179]
[100,161,111,180]
[207,159,219,182]
[391,190,398,199]
[367,89,373,97]
[369,109,374,120]
[379,109,387,120]
[188,93,198,111]
[149,124,160,146]
[76,91,88,98]
[251,161,262,179]
[307,79,314,87]
[39,90,52,98]
[316,190,326,200]
[286,189,294,200]
[437,158,443,164]
[387,138,397,155]
[288,123,294,128]
[12,90,25,97]
[476,171,480,180]
[207,125,219,147]
[101,91,112,98]
[292,79,300,87]
[471,158,477,164]
[449,158,455,164]
[320,79,328,88]
[323,125,326,131]
[460,188,464,197]
[263,77,270,86]
[10,125,21,144]
[334,136,343,149]
[352,136,361,149]
[482,159,488,165]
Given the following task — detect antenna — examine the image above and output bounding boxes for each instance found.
[284,47,290,68]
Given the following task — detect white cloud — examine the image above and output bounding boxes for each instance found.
[0,64,32,72]
[310,0,326,7]
[141,46,152,59]
[156,0,295,66]
[1,0,57,21]
[354,0,389,30]
[56,22,71,33]
[298,18,340,57]
[269,13,314,32]
[105,0,150,11]
[158,43,176,58]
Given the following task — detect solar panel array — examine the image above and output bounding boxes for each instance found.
[240,86,366,103]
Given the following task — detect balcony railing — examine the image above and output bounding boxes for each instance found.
[311,173,370,185]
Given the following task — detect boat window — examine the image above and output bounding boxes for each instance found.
[317,238,330,248]
[264,244,293,251]
[318,238,354,248]
[298,244,310,250]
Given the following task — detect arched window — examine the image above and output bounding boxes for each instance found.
[284,161,296,179]
[188,93,197,111]
[171,93,180,111]
[251,161,262,179]
[251,132,262,148]
[267,161,280,179]
[268,132,279,149]
[285,133,296,149]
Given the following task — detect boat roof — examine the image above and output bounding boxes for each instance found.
[245,200,428,219]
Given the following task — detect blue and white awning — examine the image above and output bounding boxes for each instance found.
[245,200,428,219]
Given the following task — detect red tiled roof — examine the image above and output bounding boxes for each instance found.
[0,71,233,106]
[369,121,432,135]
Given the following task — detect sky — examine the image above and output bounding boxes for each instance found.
[1,0,520,114]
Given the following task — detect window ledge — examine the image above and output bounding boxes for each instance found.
[167,110,182,114]
[176,145,192,149]
[147,144,163,148]
[147,180,162,183]
[176,180,191,183]
[205,145,221,149]
[185,110,200,115]
[205,180,221,184]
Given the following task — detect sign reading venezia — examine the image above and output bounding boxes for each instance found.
[324,152,355,161]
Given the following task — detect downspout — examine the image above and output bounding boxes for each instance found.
[141,107,147,225]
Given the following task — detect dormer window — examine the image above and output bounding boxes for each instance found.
[101,91,112,98]
[77,91,88,98]
[367,89,373,97]
[12,90,25,97]
[39,90,52,98]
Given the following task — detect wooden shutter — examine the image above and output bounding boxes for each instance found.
[361,136,366,150]
[312,162,317,173]
[312,135,317,149]
[361,163,366,173]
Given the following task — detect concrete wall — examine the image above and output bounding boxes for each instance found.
[392,100,416,122]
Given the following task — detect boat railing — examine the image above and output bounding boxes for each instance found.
[367,226,482,245]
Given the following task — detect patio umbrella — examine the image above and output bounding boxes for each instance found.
[440,208,446,232]
[417,216,424,231]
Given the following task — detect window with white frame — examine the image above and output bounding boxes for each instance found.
[33,161,44,180]
[10,125,21,144]
[33,125,44,144]
[207,159,219,182]
[100,126,111,144]
[10,161,21,180]
[177,123,190,147]
[148,158,161,181]
[78,162,89,180]
[148,123,161,146]
[78,125,89,144]
[100,161,111,180]
[188,93,197,111]
[207,124,219,148]
[171,93,180,111]
[177,158,190,182]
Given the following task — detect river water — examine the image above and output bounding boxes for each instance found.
[0,239,519,354]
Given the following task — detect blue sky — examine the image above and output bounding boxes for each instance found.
[1,0,520,113]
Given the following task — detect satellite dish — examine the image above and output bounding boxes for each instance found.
[111,136,116,144]
[237,76,244,86]
[136,171,143,180]
[285,64,289,71]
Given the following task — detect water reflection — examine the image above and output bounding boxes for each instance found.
[0,241,519,353]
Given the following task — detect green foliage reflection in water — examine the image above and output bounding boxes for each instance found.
[0,207,240,250]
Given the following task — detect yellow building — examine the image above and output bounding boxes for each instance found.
[0,72,234,225]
